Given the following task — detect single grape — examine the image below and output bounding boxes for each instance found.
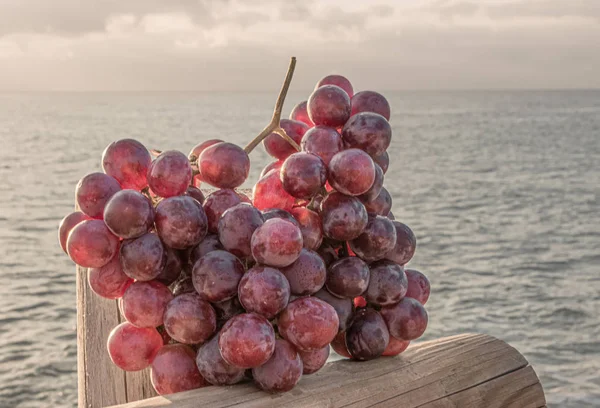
[278,297,339,351]
[147,150,192,198]
[188,234,223,266]
[192,250,244,303]
[252,339,303,393]
[120,232,166,281]
[88,254,133,299]
[326,257,370,298]
[281,249,326,296]
[102,139,152,190]
[196,334,245,385]
[289,100,314,127]
[328,149,375,196]
[76,172,122,219]
[382,337,410,357]
[364,187,392,216]
[315,74,354,98]
[155,196,208,249]
[359,164,384,204]
[185,186,205,204]
[384,221,417,266]
[260,160,284,179]
[171,275,195,296]
[346,308,390,361]
[58,211,91,253]
[251,218,303,267]
[320,192,368,241]
[218,203,264,260]
[151,344,206,395]
[372,150,389,174]
[262,209,299,226]
[313,288,353,331]
[154,247,183,286]
[330,331,351,358]
[199,142,250,189]
[342,112,392,156]
[405,269,431,305]
[349,215,397,262]
[121,280,173,328]
[290,207,323,250]
[381,297,428,340]
[308,85,351,127]
[366,260,408,306]
[281,152,327,199]
[298,344,329,375]
[301,126,344,166]
[212,297,245,327]
[203,189,243,233]
[263,119,309,161]
[163,292,216,345]
[107,322,163,371]
[67,219,119,268]
[218,313,276,368]
[252,169,296,212]
[188,139,223,170]
[351,90,391,120]
[238,266,290,319]
[104,190,154,239]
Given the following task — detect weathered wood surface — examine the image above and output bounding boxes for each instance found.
[106,333,546,408]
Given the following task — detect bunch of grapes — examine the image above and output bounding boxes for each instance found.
[58,71,431,396]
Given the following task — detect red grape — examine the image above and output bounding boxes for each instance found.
[238,266,290,319]
[308,85,351,127]
[76,172,121,219]
[67,219,119,268]
[58,211,91,253]
[281,249,326,296]
[346,308,390,361]
[382,337,410,357]
[301,126,344,166]
[102,139,152,190]
[163,292,216,344]
[315,74,354,98]
[188,139,223,170]
[218,203,264,260]
[121,280,173,328]
[192,250,244,303]
[349,215,397,262]
[251,219,303,267]
[263,119,308,161]
[342,112,392,156]
[364,187,392,216]
[359,164,384,203]
[252,339,303,393]
[290,207,323,250]
[326,257,370,298]
[298,344,329,375]
[328,149,375,196]
[104,190,154,239]
[107,322,163,371]
[120,232,165,281]
[281,152,327,199]
[189,234,223,266]
[313,288,353,331]
[203,189,243,233]
[405,269,430,305]
[372,150,389,174]
[278,297,339,351]
[185,186,205,204]
[365,260,408,306]
[262,209,299,226]
[252,169,296,212]
[88,254,133,299]
[381,297,428,340]
[151,343,206,395]
[260,160,283,179]
[384,221,416,266]
[155,196,208,249]
[351,90,391,121]
[219,313,276,368]
[289,100,314,127]
[147,150,192,198]
[331,331,351,358]
[199,142,250,189]
[320,192,368,241]
[154,247,183,286]
[196,334,245,385]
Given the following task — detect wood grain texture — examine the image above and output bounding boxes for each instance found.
[108,333,546,408]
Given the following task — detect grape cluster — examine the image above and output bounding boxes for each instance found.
[58,74,431,396]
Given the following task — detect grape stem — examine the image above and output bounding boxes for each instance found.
[244,57,300,154]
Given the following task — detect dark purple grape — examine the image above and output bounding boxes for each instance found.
[365,260,408,306]
[262,209,299,226]
[349,215,397,262]
[298,344,329,375]
[260,160,284,179]
[301,126,344,166]
[154,247,183,286]
[263,119,308,161]
[88,254,133,299]
[107,322,163,371]
[218,313,276,368]
[405,269,430,305]
[252,169,296,212]
[278,297,339,351]
[151,344,206,395]
[121,280,173,328]
[290,207,323,250]
[102,139,152,190]
[76,172,122,219]
[163,292,216,344]
[281,249,326,296]
[289,100,314,127]
[104,190,154,239]
[342,112,392,156]
[326,257,370,298]
[252,339,303,392]
[251,219,303,267]
[199,142,250,189]
[315,75,353,97]
[381,297,428,340]
[58,211,91,254]
[359,164,384,203]
[351,90,391,120]
[238,266,290,319]
[385,221,417,266]
[192,250,244,303]
[364,187,392,216]
[155,196,208,249]
[372,150,389,174]
[281,152,327,199]
[147,150,192,198]
[320,192,368,241]
[308,85,351,127]
[346,308,390,361]
[383,337,410,356]
[218,203,264,260]
[67,219,119,268]
[313,288,353,331]
[196,334,245,385]
[185,186,205,204]
[203,189,243,233]
[188,234,223,266]
[328,149,375,196]
[120,231,168,282]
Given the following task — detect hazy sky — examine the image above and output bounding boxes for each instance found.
[0,0,599,91]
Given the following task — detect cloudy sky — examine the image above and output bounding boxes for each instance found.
[0,0,598,91]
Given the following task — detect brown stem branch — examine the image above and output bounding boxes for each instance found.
[274,127,301,151]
